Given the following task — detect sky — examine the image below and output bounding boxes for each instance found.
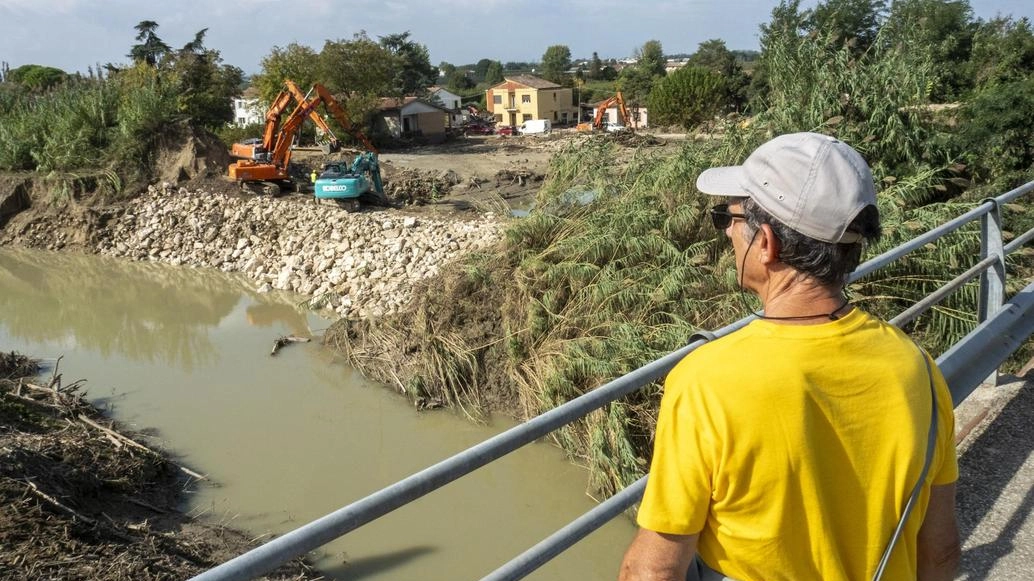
[1,0,1032,77]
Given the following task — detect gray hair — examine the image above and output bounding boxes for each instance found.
[741,198,881,287]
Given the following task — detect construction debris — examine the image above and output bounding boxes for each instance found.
[606,131,666,147]
[495,167,544,187]
[383,168,460,205]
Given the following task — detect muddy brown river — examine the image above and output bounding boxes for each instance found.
[0,247,635,580]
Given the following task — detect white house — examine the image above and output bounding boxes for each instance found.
[592,102,649,129]
[232,87,264,127]
[428,86,466,126]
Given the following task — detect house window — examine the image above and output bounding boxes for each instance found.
[521,94,531,103]
[522,114,532,121]
[553,92,557,101]
[495,114,503,122]
[493,95,502,104]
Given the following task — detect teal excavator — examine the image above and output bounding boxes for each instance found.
[313,151,388,211]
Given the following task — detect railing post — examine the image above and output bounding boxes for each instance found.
[978,198,1006,386]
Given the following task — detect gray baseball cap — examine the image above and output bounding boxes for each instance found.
[695,132,876,243]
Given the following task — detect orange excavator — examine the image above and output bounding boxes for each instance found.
[228,81,376,196]
[576,91,632,132]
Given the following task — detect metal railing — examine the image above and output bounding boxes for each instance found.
[191,180,1034,581]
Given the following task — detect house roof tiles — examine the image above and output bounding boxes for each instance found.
[493,74,563,90]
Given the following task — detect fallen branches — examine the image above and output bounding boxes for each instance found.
[22,478,97,526]
[77,414,208,482]
[270,335,311,356]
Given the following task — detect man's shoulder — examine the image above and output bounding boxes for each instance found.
[668,325,762,384]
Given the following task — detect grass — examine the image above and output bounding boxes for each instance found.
[0,70,182,200]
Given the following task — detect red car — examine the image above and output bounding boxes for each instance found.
[496,125,517,136]
[463,123,494,135]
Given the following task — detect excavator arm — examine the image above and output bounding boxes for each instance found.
[615,92,632,128]
[312,84,378,153]
[267,96,322,172]
[284,81,341,150]
[230,88,295,160]
[593,97,618,129]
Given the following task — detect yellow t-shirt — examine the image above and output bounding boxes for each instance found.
[637,308,958,581]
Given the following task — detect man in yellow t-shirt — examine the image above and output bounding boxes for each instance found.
[618,132,960,581]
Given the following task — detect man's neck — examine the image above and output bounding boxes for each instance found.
[758,276,847,324]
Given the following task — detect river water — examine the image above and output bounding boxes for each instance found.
[0,247,636,580]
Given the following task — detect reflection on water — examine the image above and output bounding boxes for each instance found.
[0,247,635,580]
[2,248,252,370]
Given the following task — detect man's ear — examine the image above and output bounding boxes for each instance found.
[757,223,781,264]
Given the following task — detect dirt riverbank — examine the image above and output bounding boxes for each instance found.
[0,353,319,580]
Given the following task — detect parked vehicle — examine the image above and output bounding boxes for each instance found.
[463,123,494,135]
[518,119,551,135]
[496,125,517,136]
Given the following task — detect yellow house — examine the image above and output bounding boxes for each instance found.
[486,75,578,128]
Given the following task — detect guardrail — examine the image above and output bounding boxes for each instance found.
[191,180,1034,581]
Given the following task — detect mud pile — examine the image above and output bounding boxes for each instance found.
[383,168,461,205]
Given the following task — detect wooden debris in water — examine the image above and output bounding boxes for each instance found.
[270,335,311,356]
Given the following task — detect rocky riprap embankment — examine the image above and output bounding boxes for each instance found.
[93,184,502,318]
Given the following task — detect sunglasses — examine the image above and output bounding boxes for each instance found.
[709,203,747,229]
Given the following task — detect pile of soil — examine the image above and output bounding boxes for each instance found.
[381,167,461,205]
[0,353,319,580]
[606,131,667,148]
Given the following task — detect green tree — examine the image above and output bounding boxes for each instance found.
[687,39,750,110]
[637,40,666,78]
[379,31,437,96]
[647,65,726,129]
[164,29,243,128]
[617,66,655,106]
[484,60,504,85]
[253,43,319,103]
[750,0,809,110]
[128,20,172,67]
[883,0,976,100]
[541,45,572,83]
[446,69,475,91]
[317,33,397,132]
[806,0,886,54]
[504,61,535,72]
[318,33,395,97]
[439,61,456,80]
[617,40,667,106]
[589,52,603,79]
[6,64,67,91]
[967,16,1034,90]
[474,58,494,81]
[959,77,1034,183]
